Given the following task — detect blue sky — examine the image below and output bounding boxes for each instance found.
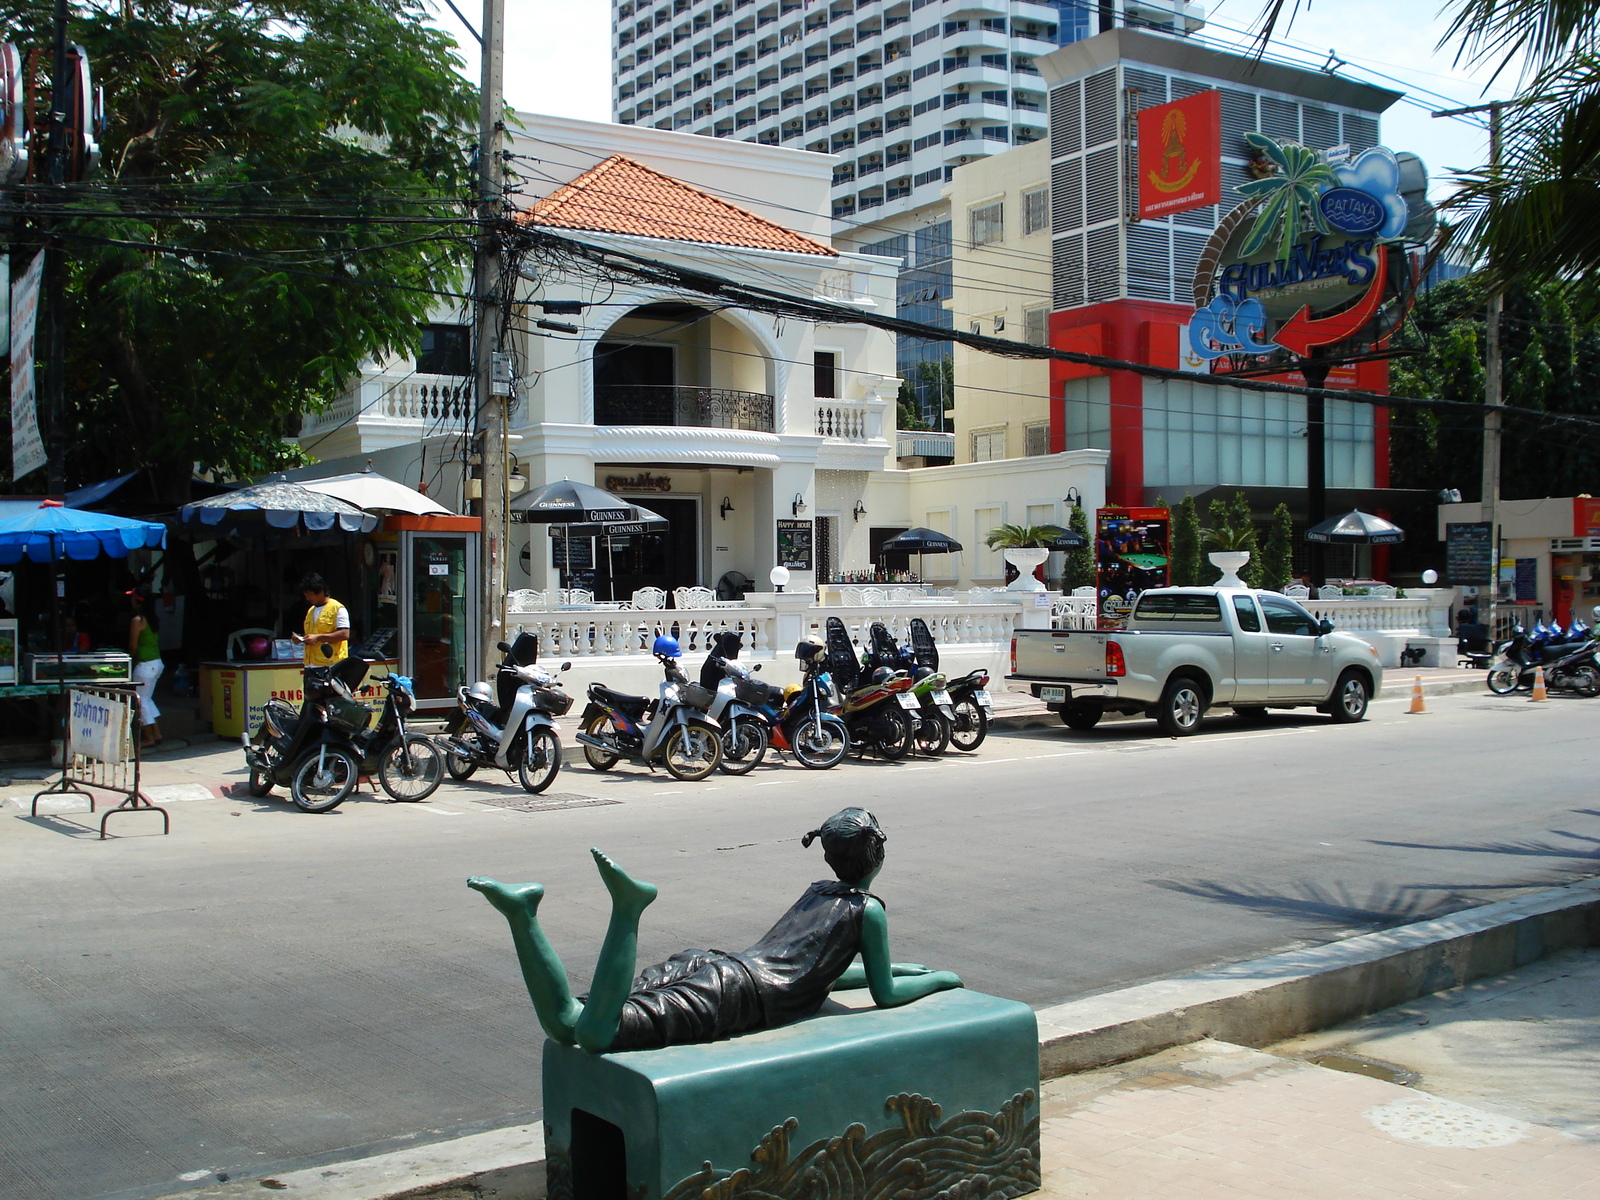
[426,0,1523,206]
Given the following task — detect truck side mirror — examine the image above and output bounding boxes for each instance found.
[1318,619,1335,636]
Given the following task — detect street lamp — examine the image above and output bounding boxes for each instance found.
[769,565,790,594]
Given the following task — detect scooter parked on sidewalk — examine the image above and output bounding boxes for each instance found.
[1486,616,1599,696]
[440,633,573,794]
[576,636,723,781]
[245,656,372,812]
[907,617,994,751]
[701,632,786,775]
[863,622,953,755]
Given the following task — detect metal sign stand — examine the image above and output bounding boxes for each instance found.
[31,683,169,839]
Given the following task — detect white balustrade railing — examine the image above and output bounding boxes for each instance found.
[503,599,1021,658]
[1302,590,1453,638]
[302,372,472,434]
[506,608,775,658]
[813,396,887,443]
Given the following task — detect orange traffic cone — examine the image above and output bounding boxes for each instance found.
[1531,666,1548,701]
[1407,676,1427,714]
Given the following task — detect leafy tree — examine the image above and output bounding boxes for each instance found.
[1170,495,1202,587]
[1259,502,1294,592]
[0,0,478,499]
[1061,503,1095,592]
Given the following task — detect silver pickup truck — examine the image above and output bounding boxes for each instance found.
[1008,587,1384,736]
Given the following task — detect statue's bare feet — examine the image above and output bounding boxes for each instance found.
[590,848,657,916]
[467,876,545,919]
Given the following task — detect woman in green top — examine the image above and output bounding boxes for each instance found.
[127,587,163,747]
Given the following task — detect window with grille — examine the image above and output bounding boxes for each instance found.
[969,200,1003,246]
[1024,306,1048,345]
[971,428,1006,461]
[1021,186,1049,235]
[1024,423,1050,456]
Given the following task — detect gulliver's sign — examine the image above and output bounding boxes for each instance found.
[1187,135,1433,371]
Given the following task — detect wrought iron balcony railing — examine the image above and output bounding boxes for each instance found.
[595,385,775,433]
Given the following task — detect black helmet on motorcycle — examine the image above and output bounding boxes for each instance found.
[913,665,933,682]
[870,666,896,687]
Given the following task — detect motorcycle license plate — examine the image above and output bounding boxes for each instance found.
[1039,686,1066,704]
[973,688,993,711]
[897,692,921,710]
[933,689,953,706]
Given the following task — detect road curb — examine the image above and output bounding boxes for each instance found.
[150,875,1600,1200]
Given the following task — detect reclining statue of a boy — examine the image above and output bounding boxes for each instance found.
[469,807,963,1053]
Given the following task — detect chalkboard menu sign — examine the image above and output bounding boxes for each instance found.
[1515,557,1538,603]
[776,519,814,570]
[1445,521,1494,585]
[548,531,595,572]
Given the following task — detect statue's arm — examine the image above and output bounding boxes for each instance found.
[830,960,933,991]
[858,899,962,1007]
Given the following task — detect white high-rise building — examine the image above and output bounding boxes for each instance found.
[611,0,1204,420]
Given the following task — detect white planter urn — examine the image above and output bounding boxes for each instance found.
[1004,547,1051,592]
[1209,550,1251,588]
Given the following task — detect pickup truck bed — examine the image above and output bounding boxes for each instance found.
[1008,587,1383,736]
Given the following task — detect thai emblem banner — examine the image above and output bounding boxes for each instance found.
[1137,90,1221,220]
[9,249,43,481]
[1096,508,1171,630]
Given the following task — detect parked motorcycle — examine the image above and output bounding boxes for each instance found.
[351,672,444,801]
[1486,615,1599,696]
[824,617,916,759]
[577,636,723,781]
[244,656,372,812]
[906,617,994,751]
[441,633,573,794]
[778,639,851,769]
[702,632,786,775]
[863,622,953,755]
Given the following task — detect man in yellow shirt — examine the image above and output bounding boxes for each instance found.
[294,573,350,666]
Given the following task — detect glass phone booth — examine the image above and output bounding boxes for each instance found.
[393,517,481,709]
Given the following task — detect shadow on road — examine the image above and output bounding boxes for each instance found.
[1146,877,1468,933]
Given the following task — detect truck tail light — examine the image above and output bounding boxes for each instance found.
[1010,637,1017,674]
[1105,641,1126,677]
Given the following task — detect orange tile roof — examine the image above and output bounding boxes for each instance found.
[522,154,837,257]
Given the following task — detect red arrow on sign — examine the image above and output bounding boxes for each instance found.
[1273,248,1389,357]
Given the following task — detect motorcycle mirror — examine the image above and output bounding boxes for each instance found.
[561,661,572,672]
[497,641,512,653]
[752,663,761,671]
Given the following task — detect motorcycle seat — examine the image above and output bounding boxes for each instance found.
[590,684,651,719]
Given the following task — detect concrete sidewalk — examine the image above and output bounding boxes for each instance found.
[1039,949,1600,1199]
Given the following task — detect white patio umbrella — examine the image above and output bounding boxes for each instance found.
[299,469,449,516]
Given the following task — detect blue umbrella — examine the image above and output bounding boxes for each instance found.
[0,499,166,566]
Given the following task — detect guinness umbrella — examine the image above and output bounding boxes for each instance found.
[1305,509,1404,579]
[514,481,669,601]
[1037,525,1088,551]
[879,526,964,585]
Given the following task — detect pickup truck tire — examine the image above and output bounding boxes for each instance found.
[1058,703,1102,730]
[1328,670,1370,723]
[1154,676,1206,737]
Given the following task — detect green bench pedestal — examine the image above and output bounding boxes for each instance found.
[542,988,1040,1200]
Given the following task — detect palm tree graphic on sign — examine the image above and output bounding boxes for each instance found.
[1237,133,1338,263]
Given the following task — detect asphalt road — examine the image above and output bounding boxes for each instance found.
[1,689,1594,1200]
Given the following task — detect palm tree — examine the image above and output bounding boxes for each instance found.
[983,524,1062,549]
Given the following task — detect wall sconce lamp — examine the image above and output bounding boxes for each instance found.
[853,500,867,522]
[792,494,807,516]
[719,496,735,520]
[1064,487,1082,508]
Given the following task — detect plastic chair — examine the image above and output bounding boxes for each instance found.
[673,586,716,610]
[630,587,666,610]
[1317,585,1344,599]
[1283,585,1311,600]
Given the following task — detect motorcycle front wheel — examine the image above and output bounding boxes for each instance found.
[1486,665,1519,695]
[518,726,563,794]
[379,735,444,802]
[913,711,952,756]
[873,706,915,760]
[290,747,359,813]
[792,717,848,770]
[949,699,988,751]
[718,716,769,776]
[663,724,721,781]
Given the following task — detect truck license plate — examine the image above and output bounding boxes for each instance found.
[1039,686,1066,703]
[897,692,921,710]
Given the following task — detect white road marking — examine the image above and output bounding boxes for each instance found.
[401,804,461,816]
[654,790,684,796]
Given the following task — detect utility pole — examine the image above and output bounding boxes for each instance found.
[42,0,69,496]
[474,0,507,680]
[1434,100,1503,638]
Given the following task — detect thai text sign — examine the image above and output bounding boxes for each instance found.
[1137,90,1221,220]
[10,249,44,481]
[70,686,130,764]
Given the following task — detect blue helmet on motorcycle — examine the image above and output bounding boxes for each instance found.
[652,635,681,659]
